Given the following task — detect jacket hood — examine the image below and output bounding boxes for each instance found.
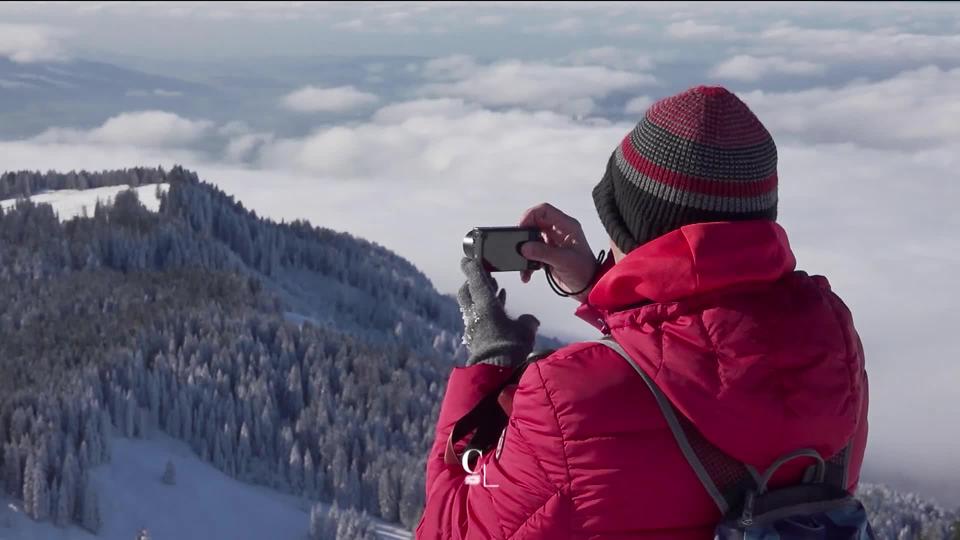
[589,220,796,308]
[588,221,864,467]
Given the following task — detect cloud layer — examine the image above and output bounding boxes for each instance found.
[420,56,655,116]
[0,23,65,63]
[281,85,379,113]
[710,55,825,82]
[744,66,960,149]
[33,111,213,147]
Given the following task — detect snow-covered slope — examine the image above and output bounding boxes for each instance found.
[0,434,411,540]
[0,183,168,221]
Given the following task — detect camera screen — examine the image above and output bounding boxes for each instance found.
[481,228,537,272]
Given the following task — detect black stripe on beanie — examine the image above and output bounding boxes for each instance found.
[594,152,778,254]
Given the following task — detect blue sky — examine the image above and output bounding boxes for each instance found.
[1,1,959,502]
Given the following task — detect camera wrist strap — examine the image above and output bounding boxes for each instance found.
[545,249,607,298]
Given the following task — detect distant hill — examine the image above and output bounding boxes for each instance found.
[0,59,212,139]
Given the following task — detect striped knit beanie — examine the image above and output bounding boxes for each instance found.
[594,85,778,253]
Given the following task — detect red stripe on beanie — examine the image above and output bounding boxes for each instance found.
[619,137,777,198]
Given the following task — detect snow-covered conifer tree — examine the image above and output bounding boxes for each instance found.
[162,459,176,485]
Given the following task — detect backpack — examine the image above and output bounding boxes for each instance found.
[594,336,875,540]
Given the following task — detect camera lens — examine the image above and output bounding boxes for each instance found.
[462,231,476,258]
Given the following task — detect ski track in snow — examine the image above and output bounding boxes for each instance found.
[0,184,169,222]
[0,434,412,540]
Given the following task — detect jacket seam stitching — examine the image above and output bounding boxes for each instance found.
[531,361,579,538]
[504,483,572,540]
[823,292,860,426]
[508,419,556,485]
[533,361,572,485]
[498,420,563,539]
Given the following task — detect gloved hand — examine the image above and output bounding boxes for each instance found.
[458,257,540,367]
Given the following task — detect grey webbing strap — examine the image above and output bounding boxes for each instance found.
[755,448,825,494]
[824,441,853,492]
[593,337,731,514]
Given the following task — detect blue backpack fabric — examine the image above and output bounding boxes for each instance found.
[595,337,875,540]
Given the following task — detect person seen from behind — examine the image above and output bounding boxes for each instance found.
[417,85,870,539]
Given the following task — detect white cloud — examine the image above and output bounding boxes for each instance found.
[0,140,198,173]
[0,78,34,89]
[709,55,826,82]
[370,98,482,124]
[567,47,655,71]
[259,98,625,182]
[333,18,365,31]
[420,57,656,116]
[666,19,740,40]
[524,17,583,35]
[624,96,653,115]
[126,88,184,98]
[664,19,960,71]
[612,23,648,36]
[474,14,504,26]
[217,121,275,162]
[0,23,66,63]
[33,111,213,147]
[742,66,960,150]
[421,55,479,80]
[758,23,960,63]
[225,132,275,162]
[280,85,379,113]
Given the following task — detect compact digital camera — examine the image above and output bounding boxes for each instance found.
[462,227,542,272]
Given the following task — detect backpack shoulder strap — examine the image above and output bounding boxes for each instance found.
[823,441,853,492]
[593,336,757,515]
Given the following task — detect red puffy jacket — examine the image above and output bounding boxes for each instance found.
[417,220,869,540]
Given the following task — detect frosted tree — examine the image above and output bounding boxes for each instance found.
[237,422,251,479]
[398,468,424,529]
[3,444,21,497]
[335,508,376,540]
[53,480,71,526]
[162,460,176,485]
[220,423,236,477]
[167,396,182,439]
[59,450,79,524]
[378,468,399,522]
[340,463,361,509]
[21,451,35,517]
[288,443,304,493]
[308,503,325,540]
[303,449,316,497]
[316,464,329,501]
[80,479,101,533]
[30,458,50,521]
[147,371,161,430]
[286,364,304,417]
[99,409,113,462]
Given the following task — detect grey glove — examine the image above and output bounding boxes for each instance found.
[458,257,540,367]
